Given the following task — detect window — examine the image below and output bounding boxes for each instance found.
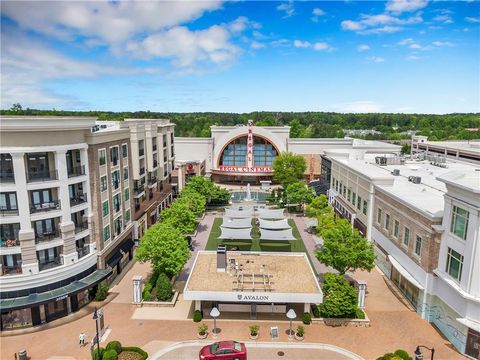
[123,167,129,181]
[352,192,356,206]
[415,235,422,257]
[100,175,107,192]
[450,206,469,240]
[114,216,122,236]
[102,200,109,217]
[124,188,130,202]
[357,196,362,211]
[98,149,106,166]
[112,170,120,190]
[385,214,390,230]
[110,146,119,165]
[0,192,18,211]
[335,180,339,192]
[103,225,110,243]
[347,189,351,202]
[363,200,367,215]
[125,209,131,223]
[122,144,128,158]
[342,184,346,197]
[403,227,410,246]
[377,208,382,224]
[394,220,399,238]
[446,248,463,281]
[113,194,121,213]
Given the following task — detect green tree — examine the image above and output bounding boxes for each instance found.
[319,273,358,318]
[316,219,375,275]
[315,207,336,237]
[285,181,314,206]
[184,176,230,205]
[401,143,411,155]
[160,202,197,234]
[272,152,307,188]
[177,188,206,217]
[306,195,329,217]
[135,223,190,277]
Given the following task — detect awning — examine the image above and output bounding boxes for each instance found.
[456,318,480,333]
[107,252,122,267]
[387,255,424,290]
[257,208,285,219]
[0,269,111,312]
[219,227,252,240]
[221,217,252,229]
[225,208,254,218]
[258,218,290,230]
[120,239,135,253]
[260,228,296,241]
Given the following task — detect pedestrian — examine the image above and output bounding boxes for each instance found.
[79,332,85,346]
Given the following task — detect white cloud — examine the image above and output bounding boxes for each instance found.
[313,42,330,51]
[341,20,365,31]
[311,8,326,22]
[250,41,265,49]
[277,1,295,18]
[366,56,385,63]
[432,41,454,47]
[360,26,403,34]
[433,15,454,24]
[332,101,384,113]
[357,44,370,51]
[293,40,311,48]
[341,12,422,34]
[409,43,422,49]
[406,55,422,60]
[465,16,480,23]
[385,0,428,14]
[398,38,415,45]
[228,16,261,33]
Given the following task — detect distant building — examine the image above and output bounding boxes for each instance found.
[343,129,383,137]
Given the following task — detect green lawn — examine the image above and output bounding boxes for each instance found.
[205,217,315,272]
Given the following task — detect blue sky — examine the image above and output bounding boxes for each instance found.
[1,0,479,114]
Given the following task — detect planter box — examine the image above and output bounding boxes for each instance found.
[312,310,370,327]
[140,291,179,307]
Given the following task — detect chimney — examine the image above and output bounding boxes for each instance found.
[217,245,227,272]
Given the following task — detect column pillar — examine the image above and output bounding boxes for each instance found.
[132,275,143,304]
[366,184,375,241]
[11,153,30,229]
[19,229,39,274]
[60,221,78,264]
[195,300,202,311]
[303,302,310,314]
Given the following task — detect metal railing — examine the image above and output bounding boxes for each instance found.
[77,246,90,259]
[67,165,86,178]
[133,186,144,195]
[139,167,145,175]
[0,207,19,216]
[26,169,58,182]
[35,230,60,243]
[148,176,157,185]
[2,266,22,275]
[74,221,89,234]
[30,200,61,213]
[70,193,87,206]
[39,257,63,271]
[0,172,15,183]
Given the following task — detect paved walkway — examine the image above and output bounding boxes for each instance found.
[0,213,463,360]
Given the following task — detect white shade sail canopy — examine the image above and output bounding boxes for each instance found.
[260,228,295,241]
[221,217,252,229]
[225,208,254,218]
[258,218,290,230]
[219,227,252,240]
[257,208,285,219]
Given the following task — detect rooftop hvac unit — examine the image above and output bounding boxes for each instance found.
[392,169,400,176]
[408,176,421,184]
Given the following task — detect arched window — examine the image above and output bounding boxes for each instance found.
[220,136,278,167]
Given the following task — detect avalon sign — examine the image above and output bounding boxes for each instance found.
[218,165,273,173]
[237,294,270,302]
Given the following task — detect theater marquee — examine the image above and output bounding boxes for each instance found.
[217,165,273,173]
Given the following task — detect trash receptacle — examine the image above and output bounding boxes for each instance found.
[18,350,27,360]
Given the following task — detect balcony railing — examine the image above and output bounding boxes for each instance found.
[2,266,22,275]
[70,193,87,207]
[112,181,120,190]
[134,186,144,197]
[0,207,19,216]
[148,176,157,185]
[27,169,58,182]
[74,221,88,234]
[77,246,90,259]
[139,148,145,157]
[113,204,121,213]
[153,145,157,152]
[67,165,86,178]
[139,167,145,176]
[153,160,158,168]
[1,238,20,248]
[0,172,15,183]
[30,200,61,214]
[35,230,60,243]
[39,257,63,271]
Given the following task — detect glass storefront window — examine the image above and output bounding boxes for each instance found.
[220,136,278,167]
[77,289,90,309]
[1,309,33,330]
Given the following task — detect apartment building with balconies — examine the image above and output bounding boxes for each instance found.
[121,119,175,242]
[0,116,109,331]
[326,151,480,357]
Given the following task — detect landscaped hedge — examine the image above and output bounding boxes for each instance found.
[193,309,203,322]
[155,272,173,301]
[102,349,118,360]
[319,273,360,319]
[92,347,105,360]
[376,349,412,360]
[95,283,109,301]
[106,341,122,355]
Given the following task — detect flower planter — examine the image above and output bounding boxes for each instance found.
[197,332,208,339]
[294,334,304,341]
[249,333,259,340]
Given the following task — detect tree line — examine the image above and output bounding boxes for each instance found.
[2,104,479,140]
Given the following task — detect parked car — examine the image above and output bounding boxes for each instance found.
[199,341,247,360]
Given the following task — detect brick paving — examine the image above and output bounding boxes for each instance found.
[0,213,463,360]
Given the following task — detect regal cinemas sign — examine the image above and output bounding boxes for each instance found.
[218,165,273,173]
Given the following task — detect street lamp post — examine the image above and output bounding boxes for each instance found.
[210,307,220,338]
[415,345,435,360]
[92,308,100,359]
[286,308,296,340]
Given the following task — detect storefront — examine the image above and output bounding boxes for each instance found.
[106,238,135,283]
[0,268,111,331]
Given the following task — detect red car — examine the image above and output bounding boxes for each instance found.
[199,341,247,360]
